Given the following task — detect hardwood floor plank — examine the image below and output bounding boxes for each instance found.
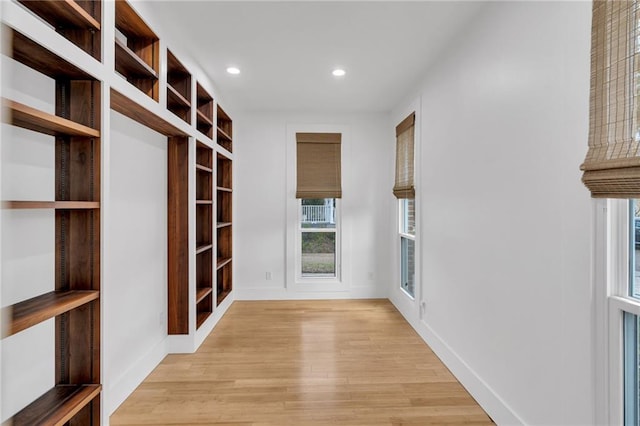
[110,300,493,425]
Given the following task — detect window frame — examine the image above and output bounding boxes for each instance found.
[399,198,416,299]
[601,198,640,425]
[296,198,341,283]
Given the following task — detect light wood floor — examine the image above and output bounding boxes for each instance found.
[110,299,493,425]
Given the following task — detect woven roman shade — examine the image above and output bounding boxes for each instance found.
[581,1,640,198]
[393,112,415,199]
[296,132,342,198]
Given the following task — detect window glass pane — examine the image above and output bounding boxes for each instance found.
[401,198,415,235]
[401,237,415,297]
[301,231,335,277]
[631,200,640,298]
[624,312,640,425]
[302,198,336,229]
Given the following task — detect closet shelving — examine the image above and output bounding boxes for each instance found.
[3,0,235,419]
[216,150,232,305]
[2,21,102,425]
[195,142,214,328]
[16,0,102,60]
[196,82,214,138]
[114,0,159,101]
[216,104,232,153]
[166,49,192,124]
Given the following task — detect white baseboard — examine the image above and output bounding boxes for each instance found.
[235,285,386,300]
[389,295,524,426]
[106,336,168,418]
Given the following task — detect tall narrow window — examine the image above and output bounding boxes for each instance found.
[394,113,416,297]
[296,133,341,280]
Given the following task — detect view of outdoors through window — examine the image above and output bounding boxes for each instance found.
[301,198,336,277]
[633,200,640,298]
[400,198,415,297]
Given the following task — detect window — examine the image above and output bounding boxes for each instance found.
[400,198,415,297]
[299,198,338,278]
[394,112,416,298]
[294,132,342,283]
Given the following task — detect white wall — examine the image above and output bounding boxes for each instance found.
[234,112,393,299]
[390,2,593,425]
[104,111,168,415]
[0,57,57,421]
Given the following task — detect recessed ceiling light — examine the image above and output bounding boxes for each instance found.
[332,69,346,77]
[226,67,240,75]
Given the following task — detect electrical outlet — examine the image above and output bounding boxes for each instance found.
[266,271,272,280]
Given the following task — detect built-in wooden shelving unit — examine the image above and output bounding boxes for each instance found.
[196,141,214,327]
[115,0,159,101]
[4,0,236,419]
[196,83,214,138]
[217,105,233,153]
[216,151,233,306]
[2,22,102,425]
[17,0,102,60]
[167,49,192,124]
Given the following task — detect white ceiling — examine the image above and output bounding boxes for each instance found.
[142,1,486,113]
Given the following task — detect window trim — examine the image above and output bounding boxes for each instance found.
[285,123,351,293]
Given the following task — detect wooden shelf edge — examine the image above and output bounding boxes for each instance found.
[11,384,101,426]
[196,287,213,304]
[18,0,101,31]
[115,38,158,80]
[196,109,214,127]
[196,200,213,205]
[196,311,212,329]
[196,244,213,254]
[196,164,213,173]
[5,290,100,337]
[2,201,100,210]
[3,98,100,138]
[217,126,232,142]
[167,85,191,109]
[216,222,232,229]
[216,257,232,270]
[216,186,232,193]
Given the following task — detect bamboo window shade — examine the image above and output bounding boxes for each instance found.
[581,1,640,198]
[296,132,342,198]
[393,112,415,199]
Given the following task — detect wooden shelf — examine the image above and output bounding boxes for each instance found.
[111,89,185,137]
[196,110,214,127]
[217,126,232,142]
[167,85,190,109]
[6,27,96,80]
[196,311,211,329]
[18,0,101,31]
[2,201,100,210]
[216,257,232,270]
[6,290,99,337]
[196,164,213,173]
[196,287,213,304]
[115,38,158,80]
[216,289,231,306]
[196,200,213,205]
[11,384,101,426]
[217,186,232,193]
[4,99,100,138]
[196,244,213,254]
[217,222,232,229]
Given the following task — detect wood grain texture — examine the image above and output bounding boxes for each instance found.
[11,384,101,426]
[110,89,185,136]
[4,99,100,137]
[110,300,494,425]
[17,0,101,31]
[115,38,158,79]
[168,137,190,335]
[5,290,99,337]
